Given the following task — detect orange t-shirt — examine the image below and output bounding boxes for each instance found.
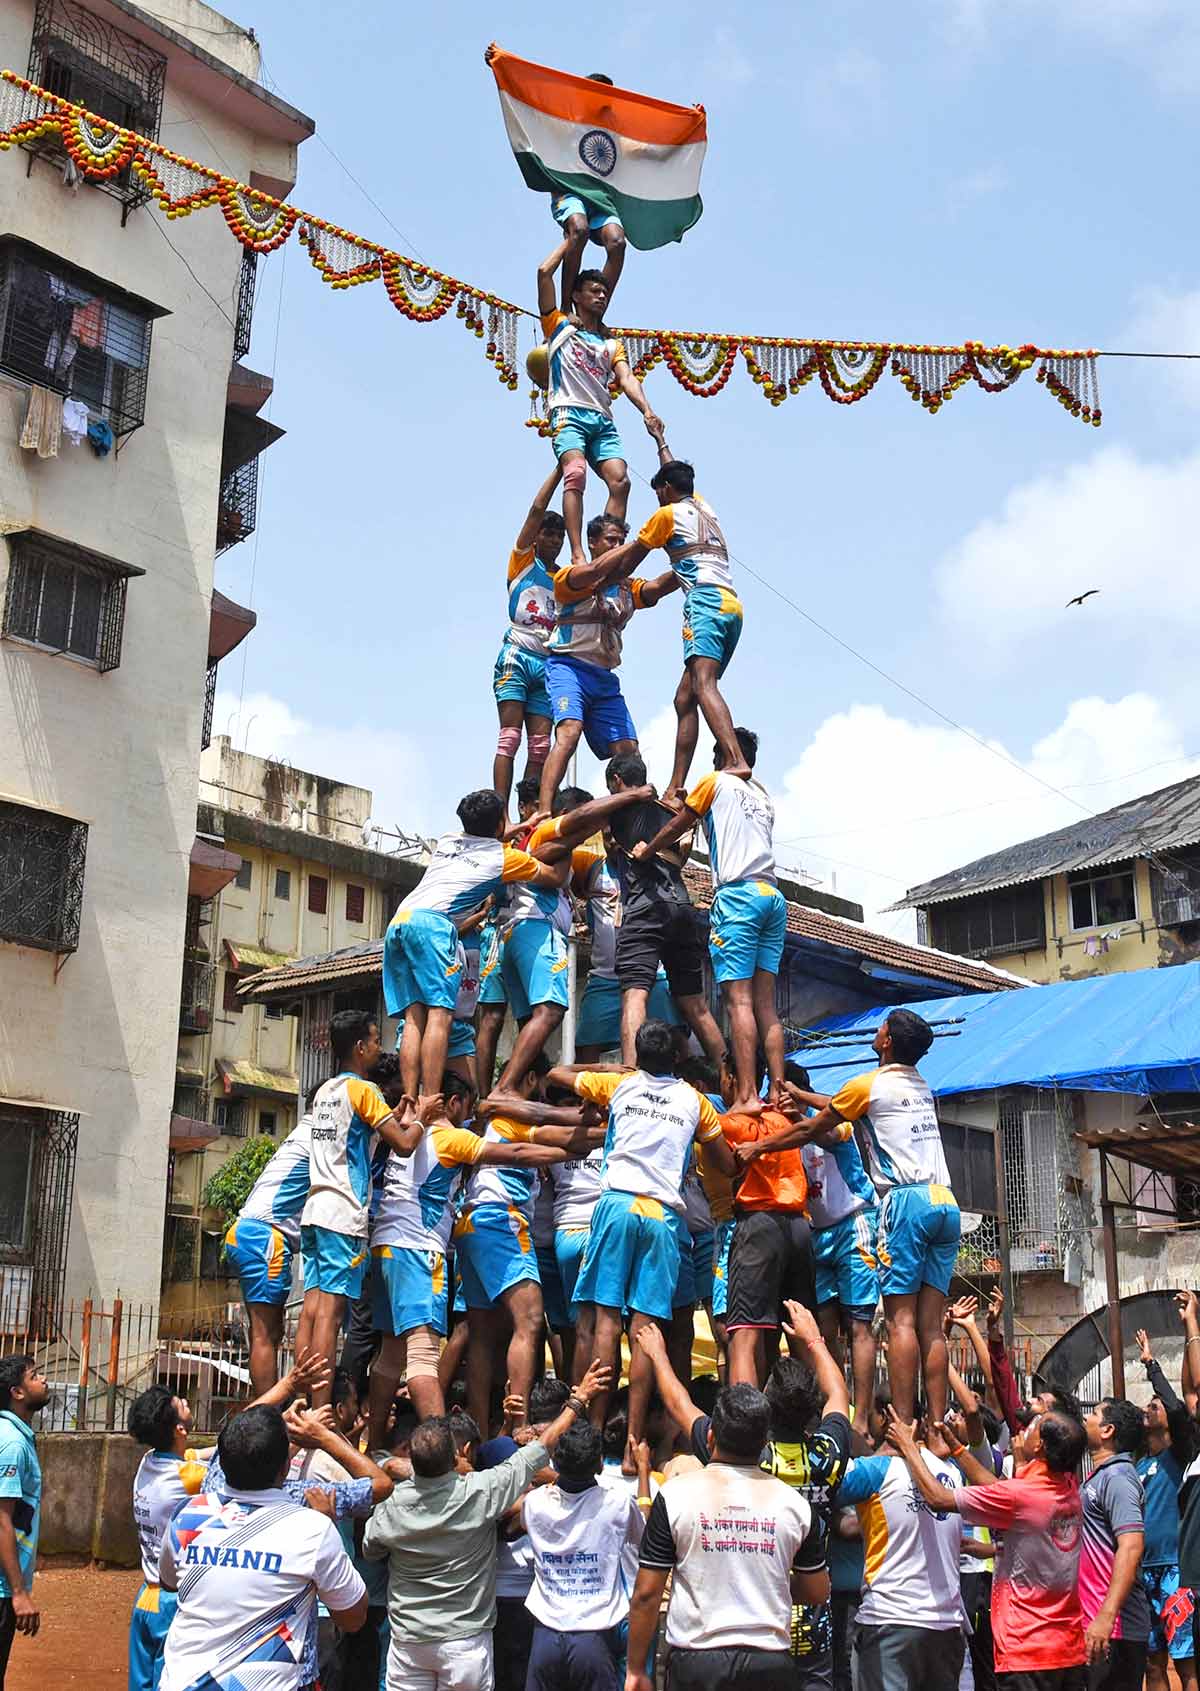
[722,1109,809,1213]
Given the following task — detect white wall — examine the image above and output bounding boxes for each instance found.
[0,0,301,1307]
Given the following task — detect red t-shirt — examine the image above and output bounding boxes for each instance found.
[957,1459,1085,1673]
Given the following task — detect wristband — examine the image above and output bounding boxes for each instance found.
[1187,1335,1200,1348]
[567,1395,587,1418]
[637,1495,652,1506]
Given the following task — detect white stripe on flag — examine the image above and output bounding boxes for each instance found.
[498,91,705,204]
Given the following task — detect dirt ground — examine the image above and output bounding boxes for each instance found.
[6,1566,143,1689]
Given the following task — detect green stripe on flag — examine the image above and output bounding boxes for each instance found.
[516,154,702,251]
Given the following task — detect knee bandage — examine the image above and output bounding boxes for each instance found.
[496,725,522,758]
[526,731,551,762]
[561,457,587,494]
[404,1326,442,1380]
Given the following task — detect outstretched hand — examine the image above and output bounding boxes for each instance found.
[1136,1327,1154,1365]
[286,1345,332,1400]
[883,1405,920,1457]
[732,1140,760,1169]
[944,1295,979,1335]
[1176,1289,1200,1327]
[986,1284,1004,1332]
[576,1358,613,1405]
[484,42,498,65]
[781,1300,823,1352]
[635,1323,668,1362]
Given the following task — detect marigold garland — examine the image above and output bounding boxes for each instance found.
[0,69,1101,427]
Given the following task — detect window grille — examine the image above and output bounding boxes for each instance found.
[928,884,1046,959]
[215,454,259,554]
[26,0,166,216]
[180,958,216,1031]
[1067,862,1137,930]
[0,239,156,435]
[213,1098,247,1138]
[200,656,218,750]
[998,1089,1087,1276]
[171,1085,210,1123]
[3,530,140,670]
[258,1110,277,1136]
[233,248,257,362]
[0,798,87,953]
[0,1104,78,1323]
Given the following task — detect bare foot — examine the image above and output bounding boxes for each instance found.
[723,761,753,783]
[729,1094,766,1118]
[570,548,586,570]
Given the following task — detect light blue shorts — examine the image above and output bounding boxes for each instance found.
[456,1203,539,1307]
[502,918,571,1020]
[452,1260,467,1315]
[576,971,680,1050]
[370,1244,449,1338]
[224,1216,293,1308]
[575,1191,684,1322]
[875,1183,961,1297]
[674,1225,716,1309]
[536,1243,571,1330]
[383,906,462,1015]
[711,1217,735,1318]
[709,879,788,984]
[551,192,622,235]
[1142,1564,1195,1659]
[396,1014,476,1059]
[813,1209,880,1320]
[300,1223,369,1299]
[478,926,508,1007]
[129,1583,177,1691]
[683,584,744,676]
[554,1225,592,1318]
[550,405,626,469]
[545,654,637,759]
[493,641,551,717]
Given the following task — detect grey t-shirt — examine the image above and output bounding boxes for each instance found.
[1079,1452,1152,1642]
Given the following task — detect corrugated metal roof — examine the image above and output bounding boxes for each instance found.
[215,1059,298,1098]
[891,772,1200,910]
[240,938,385,999]
[226,939,297,973]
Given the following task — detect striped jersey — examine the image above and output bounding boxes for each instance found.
[576,1070,725,1214]
[831,1065,950,1193]
[503,545,557,654]
[685,770,776,886]
[548,570,646,671]
[159,1486,365,1691]
[463,1115,539,1220]
[801,1125,877,1228]
[637,493,736,595]
[371,1125,485,1253]
[395,834,544,925]
[302,1073,396,1237]
[132,1448,209,1584]
[239,1116,312,1246]
[542,308,626,416]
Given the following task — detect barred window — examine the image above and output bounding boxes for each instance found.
[0,1114,35,1253]
[26,0,166,215]
[0,239,161,436]
[0,799,88,953]
[3,530,141,670]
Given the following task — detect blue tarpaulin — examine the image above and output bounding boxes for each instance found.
[788,958,1200,1099]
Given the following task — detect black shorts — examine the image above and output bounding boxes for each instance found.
[616,898,705,999]
[726,1209,815,1330]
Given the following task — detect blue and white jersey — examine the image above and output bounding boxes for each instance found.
[159,1485,365,1691]
[454,938,482,1020]
[132,1448,209,1584]
[395,834,543,926]
[574,1071,725,1215]
[802,1127,878,1229]
[239,1116,312,1247]
[550,1147,605,1228]
[463,1116,540,1221]
[502,547,557,654]
[370,1125,484,1254]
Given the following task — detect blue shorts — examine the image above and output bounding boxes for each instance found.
[709,879,788,984]
[452,1261,467,1315]
[502,919,571,1020]
[456,1203,539,1307]
[536,1243,571,1330]
[550,405,626,469]
[875,1183,961,1297]
[383,906,462,1015]
[813,1209,880,1319]
[493,641,551,717]
[576,972,680,1050]
[478,928,508,1006]
[370,1244,449,1338]
[675,1226,716,1309]
[711,1218,735,1318]
[554,1225,592,1318]
[224,1216,293,1307]
[545,655,637,759]
[575,1191,684,1322]
[1142,1565,1195,1658]
[683,584,744,675]
[397,1014,476,1058]
[129,1583,177,1691]
[551,192,622,235]
[300,1224,369,1299]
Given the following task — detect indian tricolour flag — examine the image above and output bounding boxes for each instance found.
[489,48,706,251]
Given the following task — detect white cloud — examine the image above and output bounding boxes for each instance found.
[934,444,1200,648]
[767,693,1199,934]
[1120,286,1200,407]
[211,689,436,839]
[937,0,1200,91]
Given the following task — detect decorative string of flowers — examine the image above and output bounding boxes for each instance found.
[0,70,1100,427]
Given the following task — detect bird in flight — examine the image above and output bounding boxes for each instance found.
[1066,589,1100,608]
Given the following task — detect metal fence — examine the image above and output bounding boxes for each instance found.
[0,1297,302,1434]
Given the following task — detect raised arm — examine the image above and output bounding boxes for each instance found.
[635,1322,704,1443]
[537,237,570,318]
[985,1286,1025,1434]
[783,1300,850,1422]
[1139,1325,1195,1456]
[731,1103,839,1166]
[284,1407,396,1506]
[1177,1290,1200,1417]
[883,1411,962,1513]
[515,462,564,551]
[534,787,655,860]
[948,1296,994,1396]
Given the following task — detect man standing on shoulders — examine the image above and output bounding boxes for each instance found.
[492,464,564,814]
[1080,1399,1152,1691]
[625,1382,829,1691]
[0,1355,47,1690]
[126,1386,209,1691]
[634,728,786,1113]
[223,1105,312,1395]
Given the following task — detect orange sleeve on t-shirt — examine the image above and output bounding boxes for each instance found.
[574,1071,622,1107]
[541,308,567,337]
[685,772,718,816]
[500,846,543,884]
[637,505,677,550]
[508,545,535,584]
[345,1076,395,1130]
[831,1072,875,1123]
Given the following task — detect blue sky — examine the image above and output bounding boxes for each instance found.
[200,0,1200,932]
